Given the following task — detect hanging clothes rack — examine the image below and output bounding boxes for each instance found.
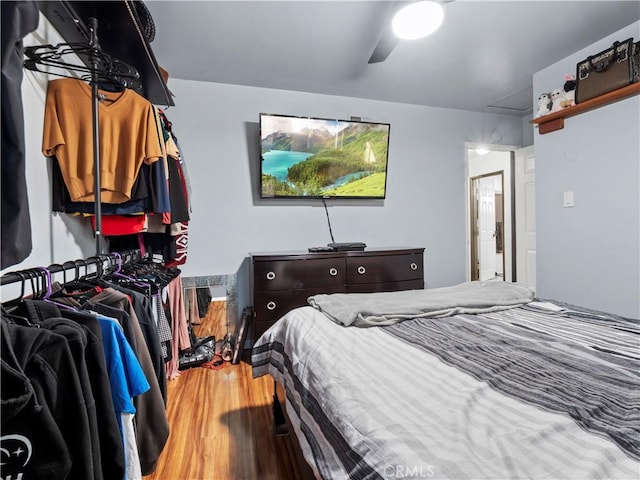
[0,250,142,287]
[24,17,140,255]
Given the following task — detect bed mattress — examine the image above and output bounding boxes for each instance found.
[252,300,640,480]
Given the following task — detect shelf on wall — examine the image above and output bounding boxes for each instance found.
[38,1,174,107]
[531,83,640,134]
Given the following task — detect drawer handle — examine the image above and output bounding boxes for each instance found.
[410,263,418,271]
[267,301,276,311]
[266,271,276,280]
[329,267,338,276]
[357,266,366,275]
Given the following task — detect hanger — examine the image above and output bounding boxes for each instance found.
[50,259,102,301]
[1,271,29,310]
[105,252,152,293]
[23,268,43,300]
[24,42,141,91]
[0,271,39,327]
[37,267,76,311]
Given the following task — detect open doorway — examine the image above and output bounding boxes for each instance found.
[466,145,516,282]
[470,172,504,281]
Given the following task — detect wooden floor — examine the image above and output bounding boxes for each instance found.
[143,301,312,480]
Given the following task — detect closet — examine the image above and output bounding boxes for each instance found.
[1,2,191,478]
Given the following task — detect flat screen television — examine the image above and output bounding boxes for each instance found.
[260,113,390,199]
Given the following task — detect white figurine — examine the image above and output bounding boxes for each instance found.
[550,88,566,113]
[536,93,552,117]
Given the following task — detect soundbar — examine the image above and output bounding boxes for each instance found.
[327,242,366,251]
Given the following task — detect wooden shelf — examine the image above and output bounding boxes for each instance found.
[531,83,640,134]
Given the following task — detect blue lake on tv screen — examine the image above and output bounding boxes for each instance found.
[262,151,314,181]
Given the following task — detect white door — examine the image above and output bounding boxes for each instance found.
[477,176,497,281]
[515,146,536,291]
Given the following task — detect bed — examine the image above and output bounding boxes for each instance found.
[252,281,640,480]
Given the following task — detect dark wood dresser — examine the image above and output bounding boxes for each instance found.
[250,247,425,342]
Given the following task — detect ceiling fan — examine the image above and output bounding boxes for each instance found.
[368,0,454,64]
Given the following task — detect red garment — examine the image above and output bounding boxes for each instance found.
[90,215,146,236]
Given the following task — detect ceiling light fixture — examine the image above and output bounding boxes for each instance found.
[392,1,445,40]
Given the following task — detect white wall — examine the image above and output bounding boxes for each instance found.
[533,21,640,318]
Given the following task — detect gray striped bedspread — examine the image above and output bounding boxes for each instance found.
[252,301,640,480]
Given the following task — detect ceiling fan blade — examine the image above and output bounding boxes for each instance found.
[368,0,453,64]
[368,29,400,64]
[367,0,410,64]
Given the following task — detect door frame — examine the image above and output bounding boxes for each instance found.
[470,171,504,281]
[465,142,520,282]
[514,145,536,291]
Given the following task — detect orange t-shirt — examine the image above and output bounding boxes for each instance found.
[42,78,162,203]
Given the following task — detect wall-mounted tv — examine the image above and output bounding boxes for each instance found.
[260,113,390,199]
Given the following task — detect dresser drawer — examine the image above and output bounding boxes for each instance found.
[254,257,346,291]
[347,279,424,293]
[346,253,423,285]
[253,286,344,324]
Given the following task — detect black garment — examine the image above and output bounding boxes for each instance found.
[0,320,95,479]
[1,321,72,479]
[18,300,125,480]
[163,299,173,362]
[167,156,189,223]
[109,233,177,264]
[50,156,160,214]
[1,1,39,268]
[39,318,103,480]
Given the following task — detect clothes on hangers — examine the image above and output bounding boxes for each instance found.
[93,313,148,480]
[50,286,171,475]
[106,109,191,265]
[1,255,186,478]
[42,80,191,264]
[42,78,163,204]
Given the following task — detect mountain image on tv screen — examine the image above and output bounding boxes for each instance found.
[260,114,390,198]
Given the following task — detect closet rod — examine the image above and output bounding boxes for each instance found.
[0,250,141,286]
[89,17,103,255]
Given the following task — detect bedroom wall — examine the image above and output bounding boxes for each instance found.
[533,21,640,318]
[160,79,523,298]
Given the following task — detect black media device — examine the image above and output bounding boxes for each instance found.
[327,242,366,252]
[308,246,335,252]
